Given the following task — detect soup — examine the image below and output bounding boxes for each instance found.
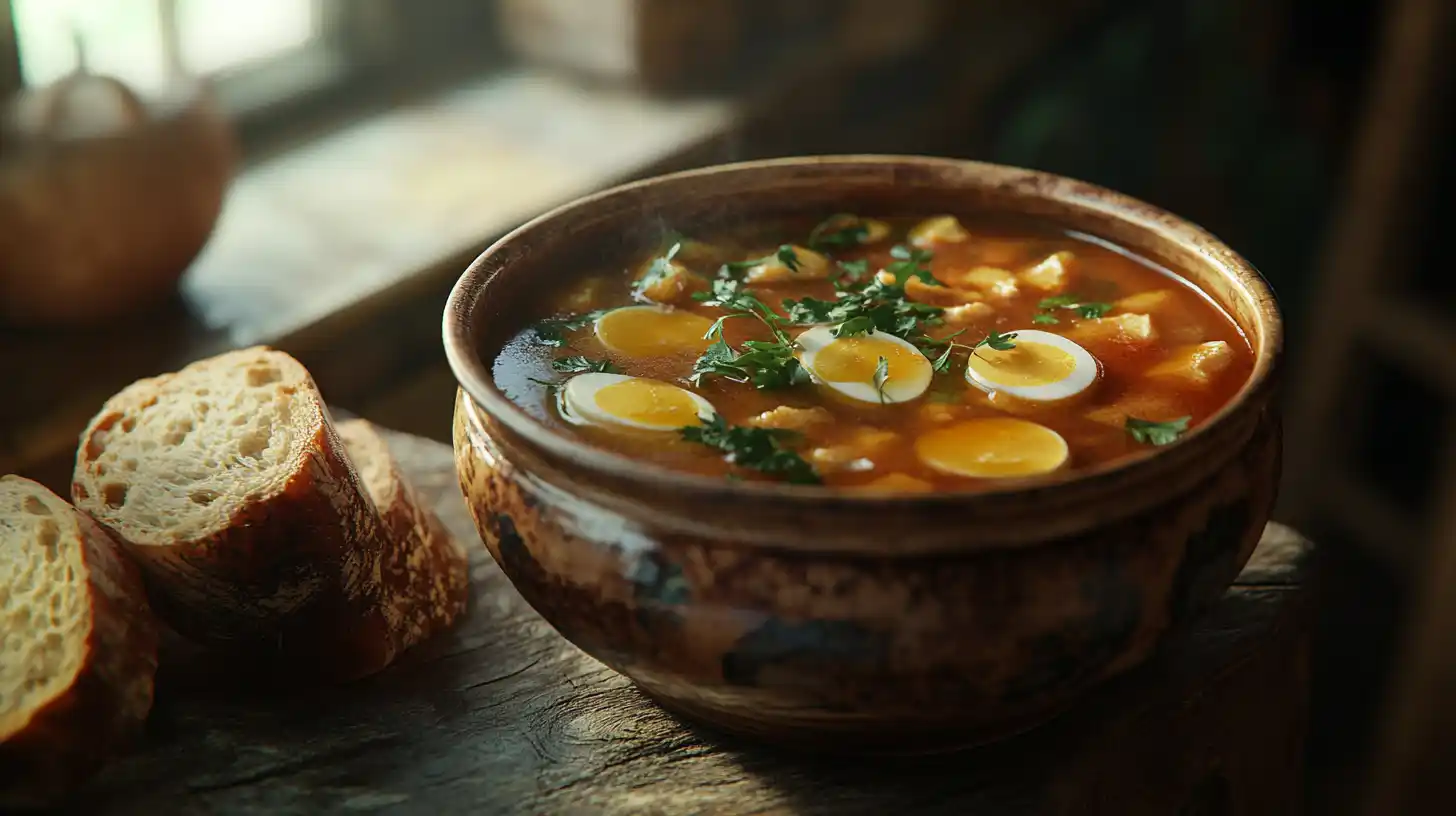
[491,214,1253,492]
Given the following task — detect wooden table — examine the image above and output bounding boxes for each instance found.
[64,429,1313,816]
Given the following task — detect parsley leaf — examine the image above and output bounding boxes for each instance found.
[837,258,870,281]
[872,356,890,404]
[782,245,943,340]
[835,315,877,337]
[551,355,620,374]
[1125,416,1191,446]
[1036,294,1113,320]
[718,244,801,280]
[694,278,784,331]
[690,279,806,389]
[689,337,807,389]
[885,244,939,286]
[532,310,609,347]
[808,214,871,251]
[680,415,820,484]
[783,296,838,325]
[976,330,1019,351]
[1032,313,1061,325]
[775,244,801,272]
[630,242,682,300]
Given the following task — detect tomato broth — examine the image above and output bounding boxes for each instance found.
[491,214,1253,492]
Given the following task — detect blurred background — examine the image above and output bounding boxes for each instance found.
[1,0,1452,811]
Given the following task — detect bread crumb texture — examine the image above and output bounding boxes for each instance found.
[0,479,89,739]
[73,348,312,543]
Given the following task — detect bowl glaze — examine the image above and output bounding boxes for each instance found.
[443,156,1282,751]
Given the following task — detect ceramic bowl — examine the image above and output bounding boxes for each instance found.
[443,156,1282,751]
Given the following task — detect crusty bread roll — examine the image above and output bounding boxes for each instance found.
[336,419,470,654]
[71,347,458,682]
[0,477,158,809]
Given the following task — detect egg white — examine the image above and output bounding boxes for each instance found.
[963,329,1100,404]
[560,373,716,432]
[796,326,933,405]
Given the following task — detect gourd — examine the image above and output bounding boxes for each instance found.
[0,69,237,326]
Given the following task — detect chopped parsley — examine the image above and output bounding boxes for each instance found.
[808,214,871,251]
[836,258,871,282]
[692,337,806,389]
[532,309,609,347]
[1125,416,1191,446]
[920,329,1012,374]
[680,415,820,484]
[718,244,801,279]
[976,330,1019,351]
[914,329,969,373]
[1034,294,1114,323]
[550,356,620,374]
[783,244,944,339]
[689,278,808,389]
[630,242,682,300]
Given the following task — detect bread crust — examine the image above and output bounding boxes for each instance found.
[338,420,470,653]
[0,478,158,809]
[71,348,464,682]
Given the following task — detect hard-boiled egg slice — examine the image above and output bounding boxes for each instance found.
[595,306,715,358]
[963,329,1100,404]
[561,373,716,432]
[916,418,1069,478]
[796,326,933,405]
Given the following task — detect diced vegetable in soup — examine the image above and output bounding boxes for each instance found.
[491,214,1254,491]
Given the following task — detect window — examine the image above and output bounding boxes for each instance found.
[2,0,502,148]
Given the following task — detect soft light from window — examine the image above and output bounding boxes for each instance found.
[13,0,168,93]
[11,0,321,95]
[176,0,318,76]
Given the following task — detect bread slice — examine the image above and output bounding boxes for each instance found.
[71,347,414,682]
[335,419,469,654]
[0,477,158,809]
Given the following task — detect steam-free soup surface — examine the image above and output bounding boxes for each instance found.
[492,214,1252,492]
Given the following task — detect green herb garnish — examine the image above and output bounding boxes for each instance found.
[783,244,943,340]
[1125,416,1191,446]
[689,278,808,389]
[905,328,968,372]
[836,258,870,281]
[808,214,871,251]
[976,330,1019,352]
[680,415,820,484]
[1031,313,1061,325]
[1036,294,1113,321]
[630,242,683,300]
[718,244,802,280]
[532,309,609,347]
[551,356,620,374]
[885,244,940,286]
[691,337,807,389]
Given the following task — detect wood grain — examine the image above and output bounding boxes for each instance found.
[60,430,1312,815]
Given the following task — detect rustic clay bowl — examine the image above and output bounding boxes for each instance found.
[443,156,1282,752]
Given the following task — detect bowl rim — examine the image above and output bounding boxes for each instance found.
[443,154,1282,507]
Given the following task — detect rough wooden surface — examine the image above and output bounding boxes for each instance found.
[54,430,1313,816]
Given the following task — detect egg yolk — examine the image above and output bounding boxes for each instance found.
[813,336,930,384]
[965,341,1076,388]
[597,309,714,357]
[592,379,702,428]
[916,418,1069,478]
